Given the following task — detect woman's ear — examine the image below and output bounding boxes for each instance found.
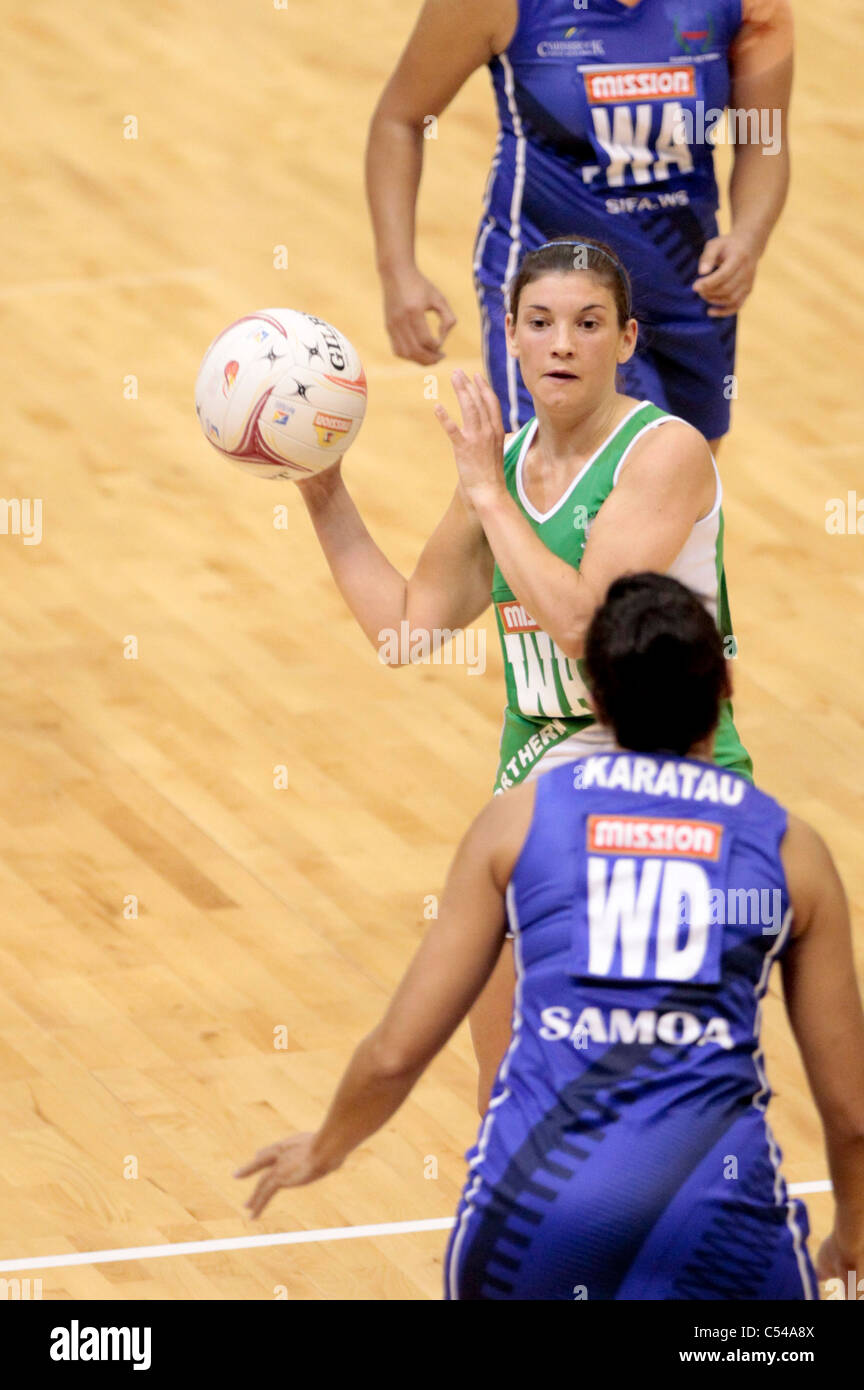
[504,311,519,359]
[617,317,638,366]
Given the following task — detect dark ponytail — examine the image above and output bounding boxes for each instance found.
[583,573,729,755]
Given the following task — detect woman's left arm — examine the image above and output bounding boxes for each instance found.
[235,782,536,1218]
[692,0,794,317]
[436,374,713,661]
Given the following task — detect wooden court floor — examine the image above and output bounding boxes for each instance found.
[0,1,861,1298]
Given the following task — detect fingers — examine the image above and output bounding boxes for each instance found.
[386,305,444,365]
[246,1169,281,1220]
[693,263,747,297]
[451,369,483,431]
[701,277,750,314]
[474,373,505,438]
[433,403,462,440]
[693,258,752,315]
[692,236,754,314]
[233,1143,284,1178]
[383,273,456,364]
[244,1151,321,1217]
[696,237,723,277]
[237,1137,318,1218]
[395,308,445,365]
[435,371,504,450]
[432,296,458,342]
[692,257,739,292]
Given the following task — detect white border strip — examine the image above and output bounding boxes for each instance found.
[0,1218,456,1273]
[0,1183,831,1274]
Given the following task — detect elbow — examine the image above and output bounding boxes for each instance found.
[375,617,428,669]
[367,101,423,144]
[555,626,587,662]
[363,1032,424,1081]
[374,635,412,670]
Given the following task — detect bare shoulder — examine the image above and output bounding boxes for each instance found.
[730,0,794,74]
[416,0,516,58]
[379,0,517,117]
[781,812,839,938]
[468,781,538,889]
[783,812,834,875]
[490,0,519,55]
[617,415,714,487]
[734,0,794,39]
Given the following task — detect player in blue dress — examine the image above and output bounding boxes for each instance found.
[236,572,864,1301]
[366,0,793,448]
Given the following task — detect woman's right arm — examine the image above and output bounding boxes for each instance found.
[366,0,516,364]
[297,465,494,660]
[780,815,864,1283]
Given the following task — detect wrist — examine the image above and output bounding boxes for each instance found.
[308,1129,347,1176]
[295,461,344,507]
[377,253,417,279]
[469,482,512,517]
[832,1224,864,1261]
[729,222,767,258]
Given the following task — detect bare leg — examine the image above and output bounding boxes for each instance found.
[468,939,516,1114]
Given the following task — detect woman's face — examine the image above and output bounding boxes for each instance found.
[505,272,637,411]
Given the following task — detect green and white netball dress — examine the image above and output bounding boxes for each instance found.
[492,401,752,793]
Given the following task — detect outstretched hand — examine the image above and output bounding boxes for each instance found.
[434,370,507,509]
[234,1133,339,1219]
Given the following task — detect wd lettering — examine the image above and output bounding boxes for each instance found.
[582,856,718,982]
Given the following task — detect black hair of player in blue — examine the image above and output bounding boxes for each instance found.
[508,235,632,327]
[583,573,731,757]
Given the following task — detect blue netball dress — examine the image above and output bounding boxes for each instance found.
[477,0,743,435]
[445,752,817,1301]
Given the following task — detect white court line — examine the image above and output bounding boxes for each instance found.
[0,1182,832,1274]
[0,268,215,300]
[0,1217,456,1273]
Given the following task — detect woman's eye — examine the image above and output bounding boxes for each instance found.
[530,318,548,329]
[581,319,598,330]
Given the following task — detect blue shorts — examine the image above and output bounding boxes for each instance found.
[476,221,737,441]
[445,1105,817,1301]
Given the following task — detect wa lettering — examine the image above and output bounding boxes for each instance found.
[590,103,694,186]
[505,631,590,717]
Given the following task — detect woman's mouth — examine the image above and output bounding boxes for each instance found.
[544,370,579,380]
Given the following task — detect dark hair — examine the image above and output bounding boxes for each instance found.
[508,236,632,327]
[583,573,729,756]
